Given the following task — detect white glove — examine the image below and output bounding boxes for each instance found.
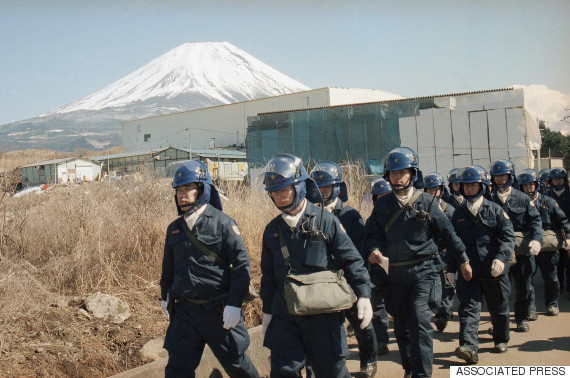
[357,297,373,329]
[262,313,273,334]
[446,272,456,287]
[222,305,241,329]
[491,259,505,277]
[563,239,570,250]
[529,240,541,256]
[161,300,169,319]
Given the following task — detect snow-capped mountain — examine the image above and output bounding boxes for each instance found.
[514,84,570,135]
[0,42,310,151]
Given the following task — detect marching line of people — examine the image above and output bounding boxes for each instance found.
[158,149,570,378]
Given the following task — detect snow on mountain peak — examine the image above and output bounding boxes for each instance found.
[47,42,310,114]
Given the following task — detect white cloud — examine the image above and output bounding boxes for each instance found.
[513,84,570,135]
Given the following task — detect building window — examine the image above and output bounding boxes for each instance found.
[144,134,151,142]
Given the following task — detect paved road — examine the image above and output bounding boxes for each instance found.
[113,274,570,378]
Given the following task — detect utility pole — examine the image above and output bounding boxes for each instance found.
[188,125,192,160]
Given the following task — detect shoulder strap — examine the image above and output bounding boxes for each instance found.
[461,203,500,242]
[181,221,227,266]
[384,190,423,234]
[277,224,292,265]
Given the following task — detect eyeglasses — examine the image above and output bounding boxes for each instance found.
[175,184,199,194]
[268,186,294,198]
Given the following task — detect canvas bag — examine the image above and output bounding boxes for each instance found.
[278,226,356,316]
[514,231,532,256]
[540,229,563,252]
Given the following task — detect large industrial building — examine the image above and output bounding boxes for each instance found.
[246,87,542,180]
[120,86,542,184]
[121,87,403,152]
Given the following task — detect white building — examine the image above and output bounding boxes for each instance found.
[21,157,102,186]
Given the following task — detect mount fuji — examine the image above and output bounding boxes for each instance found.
[0,42,310,151]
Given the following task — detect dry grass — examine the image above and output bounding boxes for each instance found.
[0,161,374,376]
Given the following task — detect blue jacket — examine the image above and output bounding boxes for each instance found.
[331,200,367,261]
[366,189,468,281]
[160,204,252,308]
[451,199,515,278]
[260,200,371,315]
[491,188,543,242]
[534,193,570,235]
[548,188,570,218]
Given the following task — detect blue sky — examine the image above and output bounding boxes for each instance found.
[0,0,568,126]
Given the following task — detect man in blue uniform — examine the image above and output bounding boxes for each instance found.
[518,169,570,316]
[423,172,456,332]
[369,177,392,356]
[160,160,259,378]
[260,154,373,378]
[490,160,543,332]
[451,166,515,364]
[310,161,378,377]
[539,168,551,195]
[366,147,472,378]
[446,168,464,208]
[548,167,570,297]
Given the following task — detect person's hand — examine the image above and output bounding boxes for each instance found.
[368,249,383,264]
[529,240,541,256]
[460,261,472,281]
[491,259,505,277]
[357,297,373,329]
[446,272,456,287]
[262,313,273,334]
[161,300,169,320]
[222,306,241,329]
[369,249,389,274]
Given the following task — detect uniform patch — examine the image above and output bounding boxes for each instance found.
[232,224,241,235]
[171,229,180,234]
[457,218,465,223]
[503,211,510,220]
[273,232,278,237]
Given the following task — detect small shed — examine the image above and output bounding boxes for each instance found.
[20,157,102,186]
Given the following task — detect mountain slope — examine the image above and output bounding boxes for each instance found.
[0,42,310,151]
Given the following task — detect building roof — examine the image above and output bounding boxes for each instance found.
[257,87,515,115]
[20,157,99,168]
[90,147,246,161]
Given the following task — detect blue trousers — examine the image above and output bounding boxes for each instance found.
[264,309,350,378]
[164,301,259,378]
[385,272,438,378]
[557,249,570,291]
[510,255,536,322]
[371,286,390,345]
[532,250,560,309]
[456,275,511,351]
[436,269,455,320]
[345,300,378,366]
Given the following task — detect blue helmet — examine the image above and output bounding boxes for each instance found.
[447,168,463,194]
[549,167,568,191]
[490,160,516,190]
[539,168,551,182]
[517,169,539,196]
[264,154,322,213]
[371,176,392,196]
[423,172,449,199]
[310,161,348,203]
[172,160,222,214]
[383,147,421,193]
[423,172,445,189]
[460,165,489,201]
